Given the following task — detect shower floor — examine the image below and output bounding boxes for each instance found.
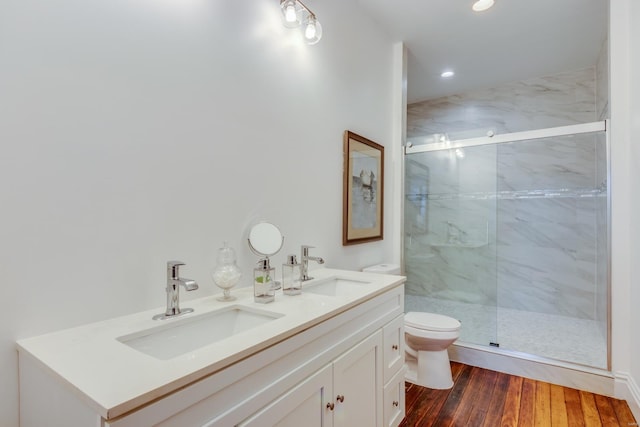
[405,294,607,369]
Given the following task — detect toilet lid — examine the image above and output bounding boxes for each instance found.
[405,312,461,332]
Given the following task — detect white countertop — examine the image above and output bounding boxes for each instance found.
[17,268,405,420]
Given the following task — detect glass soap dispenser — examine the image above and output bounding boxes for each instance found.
[282,254,302,295]
[254,258,275,303]
[212,241,242,301]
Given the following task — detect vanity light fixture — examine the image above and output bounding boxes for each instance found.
[472,0,495,12]
[279,0,322,44]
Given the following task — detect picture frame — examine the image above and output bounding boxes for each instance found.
[343,131,384,245]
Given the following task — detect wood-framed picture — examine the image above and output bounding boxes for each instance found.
[343,131,384,245]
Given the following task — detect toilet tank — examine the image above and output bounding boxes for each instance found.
[362,263,401,275]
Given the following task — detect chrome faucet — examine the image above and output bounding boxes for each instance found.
[153,261,199,320]
[300,245,325,281]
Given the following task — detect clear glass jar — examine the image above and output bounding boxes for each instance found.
[211,242,242,301]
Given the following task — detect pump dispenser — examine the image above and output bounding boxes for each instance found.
[282,254,302,295]
[254,258,275,303]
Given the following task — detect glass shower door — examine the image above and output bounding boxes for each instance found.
[404,121,609,369]
[493,130,608,368]
[404,144,498,347]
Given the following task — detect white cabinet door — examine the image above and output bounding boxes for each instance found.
[382,314,405,384]
[238,364,334,427]
[383,367,407,427]
[332,331,383,427]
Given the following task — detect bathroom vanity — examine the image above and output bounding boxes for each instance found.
[17,269,406,427]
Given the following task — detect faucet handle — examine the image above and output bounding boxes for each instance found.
[301,245,315,256]
[167,260,185,279]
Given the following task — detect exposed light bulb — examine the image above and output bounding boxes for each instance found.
[280,0,300,28]
[305,21,317,39]
[285,4,297,23]
[472,0,495,12]
[303,16,322,45]
[441,70,455,78]
[279,0,323,45]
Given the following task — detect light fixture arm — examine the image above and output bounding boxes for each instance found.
[294,0,316,20]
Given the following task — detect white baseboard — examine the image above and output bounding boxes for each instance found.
[449,343,616,397]
[615,371,640,422]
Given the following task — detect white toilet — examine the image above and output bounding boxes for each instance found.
[404,311,460,389]
[362,264,461,390]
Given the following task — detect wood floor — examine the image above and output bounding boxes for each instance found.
[400,362,637,427]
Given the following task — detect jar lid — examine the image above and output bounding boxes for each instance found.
[217,242,237,264]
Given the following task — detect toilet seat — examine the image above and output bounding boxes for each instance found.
[405,312,461,332]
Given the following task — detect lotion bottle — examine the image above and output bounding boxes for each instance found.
[254,258,275,303]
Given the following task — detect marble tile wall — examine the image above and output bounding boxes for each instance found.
[595,133,608,339]
[596,36,610,120]
[594,34,609,336]
[405,67,609,325]
[407,67,597,140]
[405,144,605,319]
[404,202,497,304]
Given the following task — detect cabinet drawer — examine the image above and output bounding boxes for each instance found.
[383,314,404,383]
[383,366,407,427]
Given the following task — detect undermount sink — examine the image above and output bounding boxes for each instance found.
[117,305,284,360]
[303,277,371,297]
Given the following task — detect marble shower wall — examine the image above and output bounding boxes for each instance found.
[596,36,610,120]
[595,133,608,337]
[594,38,609,336]
[407,67,597,140]
[495,134,603,319]
[405,67,609,322]
[405,147,498,306]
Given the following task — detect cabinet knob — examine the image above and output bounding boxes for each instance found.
[326,402,335,411]
[393,400,399,407]
[392,344,398,350]
[336,394,345,403]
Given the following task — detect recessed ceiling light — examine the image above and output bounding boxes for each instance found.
[472,0,495,12]
[441,70,455,78]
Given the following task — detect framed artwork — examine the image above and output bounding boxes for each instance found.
[342,131,384,245]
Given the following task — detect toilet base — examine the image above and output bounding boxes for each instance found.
[405,349,454,389]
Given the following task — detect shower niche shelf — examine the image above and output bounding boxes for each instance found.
[407,253,436,261]
[429,241,487,249]
[426,220,489,249]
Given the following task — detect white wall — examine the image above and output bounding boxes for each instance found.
[610,0,640,418]
[0,0,397,424]
[627,1,640,419]
[625,0,640,415]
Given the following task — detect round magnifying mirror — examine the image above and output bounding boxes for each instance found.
[248,222,284,257]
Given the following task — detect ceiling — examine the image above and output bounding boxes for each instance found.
[356,0,608,104]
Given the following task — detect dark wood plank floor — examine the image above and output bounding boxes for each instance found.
[400,362,637,427]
